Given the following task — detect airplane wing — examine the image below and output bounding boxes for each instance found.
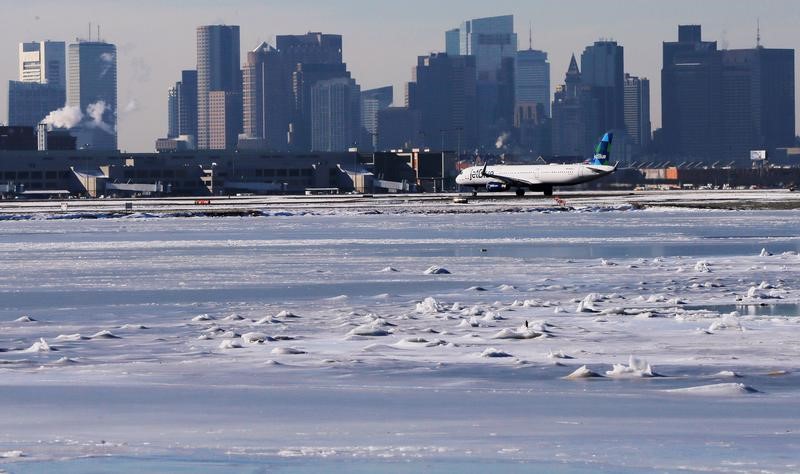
[482,166,542,186]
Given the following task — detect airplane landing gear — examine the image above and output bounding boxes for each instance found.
[544,186,554,197]
[515,189,525,197]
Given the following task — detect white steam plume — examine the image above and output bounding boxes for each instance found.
[42,105,83,130]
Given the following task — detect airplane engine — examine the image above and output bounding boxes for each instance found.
[486,182,508,192]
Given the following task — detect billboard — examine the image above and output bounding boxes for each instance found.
[750,150,767,161]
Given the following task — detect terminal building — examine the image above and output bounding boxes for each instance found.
[0,126,457,198]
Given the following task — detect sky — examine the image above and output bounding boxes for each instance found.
[1,0,798,151]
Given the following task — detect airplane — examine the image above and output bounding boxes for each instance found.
[455,132,618,197]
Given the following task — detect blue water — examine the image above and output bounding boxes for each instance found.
[3,456,643,474]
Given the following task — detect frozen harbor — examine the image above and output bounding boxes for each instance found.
[0,206,799,473]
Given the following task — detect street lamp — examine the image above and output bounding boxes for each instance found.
[210,162,217,195]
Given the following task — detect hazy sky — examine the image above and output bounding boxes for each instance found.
[1,0,798,151]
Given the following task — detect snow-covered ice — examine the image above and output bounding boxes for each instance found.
[0,207,799,472]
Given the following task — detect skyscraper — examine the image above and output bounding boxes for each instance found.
[290,62,350,151]
[208,90,242,150]
[275,33,345,152]
[176,70,198,141]
[19,41,65,87]
[67,40,117,150]
[196,25,241,150]
[551,54,600,156]
[457,15,517,79]
[167,85,178,138]
[276,33,342,67]
[243,42,289,150]
[661,25,723,160]
[310,77,360,152]
[515,48,550,118]
[361,86,393,149]
[720,47,794,160]
[8,82,66,128]
[409,53,478,151]
[623,74,651,148]
[445,29,460,56]
[580,40,625,136]
[451,15,517,149]
[8,41,66,128]
[661,25,794,162]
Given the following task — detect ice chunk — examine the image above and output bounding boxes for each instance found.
[192,314,214,322]
[254,316,281,325]
[120,324,148,330]
[55,334,86,341]
[89,330,121,340]
[271,347,306,355]
[241,332,270,344]
[14,315,36,323]
[664,383,759,395]
[379,266,399,272]
[563,365,602,379]
[605,356,659,378]
[0,450,24,458]
[223,314,246,321]
[694,261,711,273]
[276,310,300,319]
[416,297,444,314]
[218,339,242,350]
[547,350,573,360]
[480,347,513,358]
[759,248,772,257]
[708,312,743,332]
[424,266,451,275]
[23,338,54,353]
[348,322,391,337]
[492,326,542,340]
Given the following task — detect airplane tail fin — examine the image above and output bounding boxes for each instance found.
[590,132,613,165]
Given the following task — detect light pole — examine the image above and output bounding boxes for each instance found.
[210,162,217,195]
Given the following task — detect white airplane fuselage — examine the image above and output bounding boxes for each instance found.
[455,162,616,195]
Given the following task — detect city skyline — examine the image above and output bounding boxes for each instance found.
[0,0,798,151]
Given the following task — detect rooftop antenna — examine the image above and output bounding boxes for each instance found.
[528,21,533,50]
[756,18,761,48]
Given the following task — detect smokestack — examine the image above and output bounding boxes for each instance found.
[37,122,48,151]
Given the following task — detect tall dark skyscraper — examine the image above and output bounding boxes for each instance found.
[580,40,625,137]
[67,40,117,150]
[273,33,345,151]
[196,25,241,150]
[243,42,289,150]
[720,47,795,159]
[661,25,722,160]
[166,70,198,141]
[276,33,342,67]
[408,53,478,151]
[662,25,794,162]
[448,15,517,149]
[8,82,65,128]
[623,74,651,148]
